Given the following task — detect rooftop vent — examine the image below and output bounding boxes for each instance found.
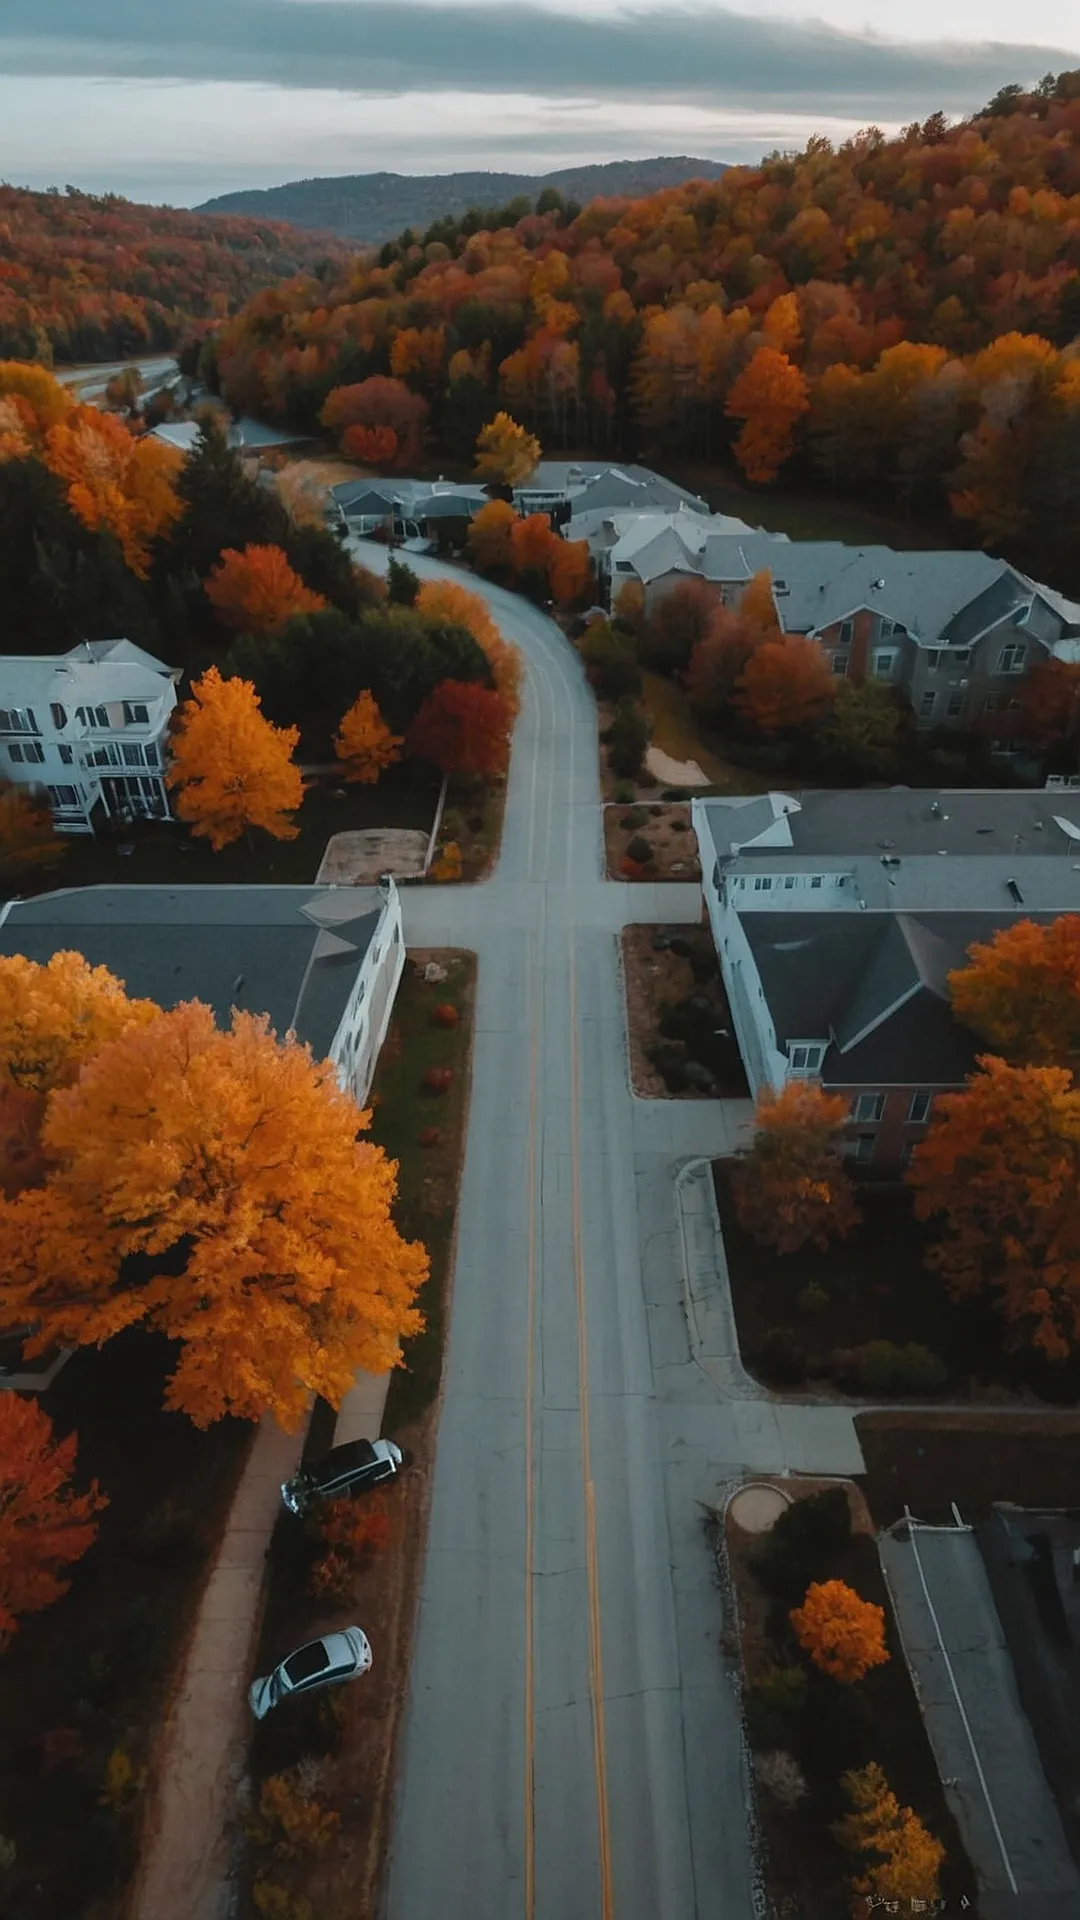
[929,800,942,818]
[880,855,901,869]
[871,578,886,590]
[1007,878,1024,905]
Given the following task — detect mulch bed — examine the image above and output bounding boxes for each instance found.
[619,924,749,1099]
[714,1164,1080,1408]
[857,1411,1080,1527]
[604,800,701,882]
[725,1482,975,1919]
[238,950,476,1920]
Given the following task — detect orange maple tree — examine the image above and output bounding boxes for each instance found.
[907,1054,1080,1359]
[1018,659,1080,750]
[0,1391,107,1644]
[42,405,183,576]
[166,666,303,850]
[734,634,836,734]
[415,578,522,711]
[467,498,516,575]
[949,915,1080,1064]
[334,690,402,784]
[735,1080,860,1254]
[341,423,399,468]
[473,411,540,486]
[685,602,772,725]
[320,377,428,469]
[725,347,811,484]
[1,1002,428,1428]
[0,950,158,1097]
[834,1762,946,1910]
[790,1579,890,1683]
[408,679,513,781]
[205,543,327,636]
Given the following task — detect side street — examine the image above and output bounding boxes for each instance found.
[4,360,1080,1920]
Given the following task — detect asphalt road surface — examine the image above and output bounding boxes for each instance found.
[352,546,760,1920]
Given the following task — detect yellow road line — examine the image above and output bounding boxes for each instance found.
[524,971,538,1920]
[568,936,615,1919]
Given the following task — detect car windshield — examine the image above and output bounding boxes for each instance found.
[318,1440,377,1479]
[283,1640,332,1686]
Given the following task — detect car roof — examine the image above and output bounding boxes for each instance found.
[314,1439,378,1480]
[283,1639,332,1684]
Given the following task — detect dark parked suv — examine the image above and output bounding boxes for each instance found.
[280,1437,410,1516]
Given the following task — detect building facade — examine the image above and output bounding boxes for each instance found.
[0,640,179,834]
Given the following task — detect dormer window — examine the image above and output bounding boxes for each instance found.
[789,1042,825,1074]
[50,703,67,730]
[123,701,150,724]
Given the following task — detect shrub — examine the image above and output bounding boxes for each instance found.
[135,1498,204,1568]
[751,1488,853,1601]
[253,1882,315,1920]
[418,1126,442,1147]
[646,1042,689,1093]
[620,855,648,880]
[854,1340,948,1395]
[744,1664,808,1750]
[613,780,635,804]
[797,1282,829,1314]
[608,702,648,780]
[625,834,652,865]
[254,1769,340,1857]
[620,807,648,830]
[756,1325,806,1386]
[754,1749,809,1809]
[98,1746,143,1810]
[671,818,689,831]
[422,1065,454,1093]
[649,803,664,816]
[668,936,691,958]
[467,813,484,832]
[430,1002,459,1027]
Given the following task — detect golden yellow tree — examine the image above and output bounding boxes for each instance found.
[833,1762,946,1910]
[166,667,303,851]
[415,577,522,712]
[474,411,541,486]
[42,406,183,576]
[334,690,402,784]
[1,1003,428,1428]
[0,361,73,437]
[466,498,516,575]
[0,951,158,1096]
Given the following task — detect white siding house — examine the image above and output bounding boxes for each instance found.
[0,640,179,833]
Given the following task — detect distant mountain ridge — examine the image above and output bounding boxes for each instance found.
[195,157,731,243]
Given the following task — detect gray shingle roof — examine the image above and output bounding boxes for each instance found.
[701,788,1080,860]
[0,886,383,1063]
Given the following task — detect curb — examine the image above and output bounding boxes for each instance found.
[673,1155,763,1401]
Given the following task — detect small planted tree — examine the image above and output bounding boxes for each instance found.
[948,914,1080,1065]
[334,691,402,785]
[474,411,541,487]
[407,680,512,782]
[833,1761,945,1908]
[205,544,327,637]
[735,1081,860,1253]
[790,1579,889,1684]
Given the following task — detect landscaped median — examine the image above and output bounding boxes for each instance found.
[620,923,748,1099]
[236,949,475,1920]
[721,1479,975,1918]
[604,800,702,882]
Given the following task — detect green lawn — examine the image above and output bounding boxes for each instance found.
[666,457,949,551]
[15,765,440,898]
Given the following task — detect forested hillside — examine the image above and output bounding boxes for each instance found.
[0,186,347,365]
[196,158,729,242]
[212,72,1080,586]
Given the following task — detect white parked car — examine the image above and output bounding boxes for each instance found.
[249,1628,372,1720]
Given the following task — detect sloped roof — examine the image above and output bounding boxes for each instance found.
[700,788,1080,860]
[0,641,176,711]
[0,886,384,1063]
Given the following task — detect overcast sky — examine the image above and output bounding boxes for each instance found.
[3,0,1079,207]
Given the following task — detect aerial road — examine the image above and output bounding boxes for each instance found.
[352,544,760,1920]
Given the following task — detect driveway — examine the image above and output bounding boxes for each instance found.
[880,1523,1080,1915]
[350,544,799,1920]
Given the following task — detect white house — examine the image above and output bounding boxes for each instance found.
[566,505,761,605]
[0,640,180,834]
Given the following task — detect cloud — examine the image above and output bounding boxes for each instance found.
[2,0,1075,117]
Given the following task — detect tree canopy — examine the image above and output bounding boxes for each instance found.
[0,1392,107,1645]
[736,1081,860,1254]
[166,666,303,850]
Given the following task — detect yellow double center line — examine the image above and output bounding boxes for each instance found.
[523,937,614,1919]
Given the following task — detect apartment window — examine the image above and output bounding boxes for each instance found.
[122,744,144,767]
[920,692,936,718]
[76,704,111,729]
[0,707,35,734]
[852,1092,885,1123]
[8,744,23,764]
[810,875,824,889]
[846,1134,876,1165]
[23,741,44,763]
[946,693,965,718]
[879,617,896,638]
[908,1091,933,1124]
[832,653,850,677]
[48,784,79,808]
[839,619,854,645]
[925,650,940,670]
[997,643,1026,674]
[50,702,67,730]
[58,744,73,764]
[789,1043,825,1072]
[873,652,896,679]
[783,875,796,890]
[88,742,121,768]
[123,701,150,725]
[984,692,1003,713]
[754,876,773,892]
[144,742,160,767]
[952,649,971,665]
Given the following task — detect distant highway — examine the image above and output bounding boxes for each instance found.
[55,355,179,404]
